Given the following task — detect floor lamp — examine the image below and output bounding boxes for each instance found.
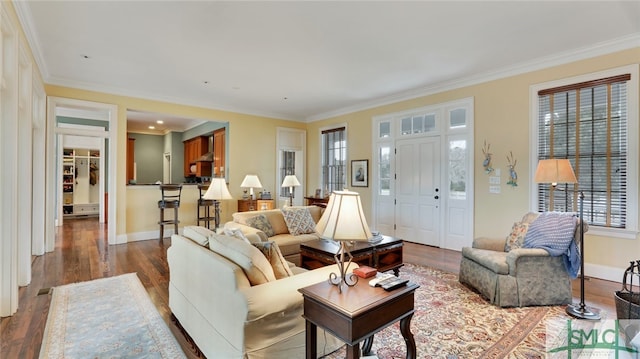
[534,159,600,320]
[203,178,233,231]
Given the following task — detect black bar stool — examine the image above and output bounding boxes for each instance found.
[197,183,216,229]
[158,184,182,240]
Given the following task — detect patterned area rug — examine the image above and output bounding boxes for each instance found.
[39,273,186,358]
[323,264,604,359]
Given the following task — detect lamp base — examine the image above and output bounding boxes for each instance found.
[329,242,358,293]
[566,303,601,320]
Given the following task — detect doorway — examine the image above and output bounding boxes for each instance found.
[372,98,474,251]
[395,136,441,246]
[46,97,118,251]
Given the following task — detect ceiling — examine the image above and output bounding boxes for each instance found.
[15,1,640,124]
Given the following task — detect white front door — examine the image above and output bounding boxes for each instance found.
[395,136,441,246]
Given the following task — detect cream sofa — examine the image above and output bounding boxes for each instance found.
[167,228,344,359]
[224,206,324,266]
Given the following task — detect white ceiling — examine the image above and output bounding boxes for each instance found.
[15,1,640,124]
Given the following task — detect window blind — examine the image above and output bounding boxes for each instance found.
[537,75,629,228]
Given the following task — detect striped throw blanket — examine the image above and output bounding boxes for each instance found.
[523,211,580,278]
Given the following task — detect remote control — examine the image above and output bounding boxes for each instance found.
[381,278,409,291]
[368,273,395,287]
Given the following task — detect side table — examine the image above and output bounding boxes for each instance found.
[299,278,419,359]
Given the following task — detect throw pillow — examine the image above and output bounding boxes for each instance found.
[246,214,275,237]
[183,226,215,246]
[252,241,294,279]
[504,222,528,252]
[282,207,317,236]
[223,227,251,244]
[208,233,276,285]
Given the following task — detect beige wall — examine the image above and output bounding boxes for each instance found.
[307,48,640,273]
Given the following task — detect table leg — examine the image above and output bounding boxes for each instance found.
[400,313,416,359]
[346,342,360,359]
[362,335,374,355]
[306,320,317,359]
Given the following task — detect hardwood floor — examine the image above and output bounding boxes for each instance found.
[1,218,619,358]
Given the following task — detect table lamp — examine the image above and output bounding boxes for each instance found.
[240,174,262,210]
[281,175,301,206]
[315,190,373,292]
[203,178,233,231]
[534,159,600,320]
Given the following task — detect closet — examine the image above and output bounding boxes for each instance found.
[62,148,100,217]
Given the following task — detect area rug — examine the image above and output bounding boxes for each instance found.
[39,273,186,358]
[323,264,607,359]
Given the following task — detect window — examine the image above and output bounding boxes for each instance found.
[280,150,295,198]
[321,127,346,193]
[536,74,630,229]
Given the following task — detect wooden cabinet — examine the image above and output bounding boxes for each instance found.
[126,138,135,183]
[183,136,209,177]
[237,199,275,212]
[213,128,225,177]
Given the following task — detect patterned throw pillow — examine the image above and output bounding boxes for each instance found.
[504,222,529,252]
[282,207,317,236]
[246,214,275,237]
[252,241,293,279]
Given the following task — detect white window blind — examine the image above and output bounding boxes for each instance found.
[537,74,630,228]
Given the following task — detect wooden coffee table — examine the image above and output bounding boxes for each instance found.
[299,278,419,359]
[300,236,403,275]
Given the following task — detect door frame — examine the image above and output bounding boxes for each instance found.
[371,98,474,250]
[46,97,118,251]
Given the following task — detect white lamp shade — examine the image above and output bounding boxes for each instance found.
[534,159,577,184]
[240,174,262,189]
[315,190,372,242]
[203,178,233,200]
[281,175,301,188]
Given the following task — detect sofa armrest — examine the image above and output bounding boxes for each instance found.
[505,247,551,275]
[223,221,266,243]
[240,263,352,322]
[472,237,507,252]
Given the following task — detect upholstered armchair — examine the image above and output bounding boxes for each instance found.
[459,212,586,307]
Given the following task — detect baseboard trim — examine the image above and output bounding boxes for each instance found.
[584,263,624,283]
[122,229,181,243]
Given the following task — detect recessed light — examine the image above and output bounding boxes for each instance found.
[156,120,163,124]
[81,54,91,59]
[148,126,155,129]
[203,81,209,84]
[283,97,288,100]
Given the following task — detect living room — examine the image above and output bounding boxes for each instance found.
[1,1,640,357]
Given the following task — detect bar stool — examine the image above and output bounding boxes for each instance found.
[158,184,182,240]
[197,183,216,229]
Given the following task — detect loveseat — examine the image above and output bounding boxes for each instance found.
[224,206,324,266]
[167,226,344,358]
[459,212,587,307]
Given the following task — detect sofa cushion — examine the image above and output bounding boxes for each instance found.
[224,227,252,243]
[246,214,276,237]
[282,207,317,236]
[261,211,289,235]
[183,226,214,246]
[271,233,320,258]
[208,233,276,285]
[504,222,528,252]
[252,241,294,279]
[461,247,509,274]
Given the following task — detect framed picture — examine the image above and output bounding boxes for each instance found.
[351,160,368,187]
